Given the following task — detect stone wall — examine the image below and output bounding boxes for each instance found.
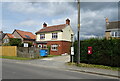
[17,47,40,58]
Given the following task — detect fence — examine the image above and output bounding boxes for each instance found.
[0,46,17,56]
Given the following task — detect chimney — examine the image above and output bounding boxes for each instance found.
[105,17,109,23]
[66,19,70,25]
[43,22,47,28]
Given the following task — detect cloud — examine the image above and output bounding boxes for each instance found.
[7,2,75,17]
[2,2,119,39]
[19,20,40,26]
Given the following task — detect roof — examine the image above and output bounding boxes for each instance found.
[107,21,120,29]
[6,33,15,38]
[36,24,66,34]
[14,30,36,39]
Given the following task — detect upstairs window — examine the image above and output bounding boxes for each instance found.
[40,34,45,39]
[52,33,58,39]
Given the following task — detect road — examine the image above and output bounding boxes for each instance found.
[2,61,118,79]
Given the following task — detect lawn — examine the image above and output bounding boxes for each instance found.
[67,62,120,71]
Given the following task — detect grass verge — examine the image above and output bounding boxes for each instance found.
[0,56,32,60]
[0,55,60,60]
[67,62,120,71]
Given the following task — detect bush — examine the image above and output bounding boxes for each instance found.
[74,38,120,67]
[9,38,22,46]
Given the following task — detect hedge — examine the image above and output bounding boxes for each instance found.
[74,38,120,67]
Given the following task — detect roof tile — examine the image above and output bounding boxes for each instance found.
[15,30,35,39]
[36,24,66,33]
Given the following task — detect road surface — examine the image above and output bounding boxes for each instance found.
[2,61,118,79]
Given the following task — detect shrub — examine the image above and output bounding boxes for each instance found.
[9,38,22,46]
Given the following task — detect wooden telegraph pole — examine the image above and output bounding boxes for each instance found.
[77,0,80,64]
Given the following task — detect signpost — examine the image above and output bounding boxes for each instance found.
[71,47,74,63]
[71,47,74,55]
[24,43,28,47]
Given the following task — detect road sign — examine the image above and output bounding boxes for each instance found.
[71,47,74,55]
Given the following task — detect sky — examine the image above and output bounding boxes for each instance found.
[0,0,119,39]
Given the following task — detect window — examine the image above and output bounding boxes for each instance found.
[43,45,47,48]
[40,34,45,39]
[51,44,58,51]
[115,32,117,37]
[38,44,42,48]
[25,35,30,38]
[118,32,120,37]
[4,39,9,43]
[111,32,114,37]
[111,31,120,37]
[52,33,58,39]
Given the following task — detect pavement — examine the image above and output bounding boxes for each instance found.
[2,55,120,78]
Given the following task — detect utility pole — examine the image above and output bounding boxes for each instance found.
[77,0,80,64]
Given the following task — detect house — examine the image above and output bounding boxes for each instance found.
[105,18,120,39]
[35,19,74,55]
[0,31,5,46]
[3,29,36,46]
[3,33,16,44]
[12,29,36,46]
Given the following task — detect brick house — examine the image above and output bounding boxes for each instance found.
[35,19,74,55]
[3,30,36,46]
[105,18,120,39]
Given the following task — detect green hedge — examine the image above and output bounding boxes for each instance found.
[74,38,120,67]
[9,38,22,46]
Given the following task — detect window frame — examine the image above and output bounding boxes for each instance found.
[51,44,58,51]
[40,34,45,39]
[52,33,58,39]
[111,31,120,37]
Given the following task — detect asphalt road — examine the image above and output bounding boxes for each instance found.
[2,61,118,79]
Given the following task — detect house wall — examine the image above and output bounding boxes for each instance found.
[105,31,111,39]
[13,31,23,42]
[39,41,71,55]
[3,35,9,43]
[62,25,74,42]
[36,31,63,41]
[36,25,74,42]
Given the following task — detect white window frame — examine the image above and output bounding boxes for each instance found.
[38,44,42,48]
[52,33,58,39]
[40,34,45,39]
[51,44,58,51]
[111,31,120,37]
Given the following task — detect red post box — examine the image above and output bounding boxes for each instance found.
[88,47,92,54]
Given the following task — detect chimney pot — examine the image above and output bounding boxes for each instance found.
[105,17,109,23]
[66,18,70,25]
[43,22,47,28]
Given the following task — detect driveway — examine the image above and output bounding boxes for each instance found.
[41,55,70,62]
[2,55,70,69]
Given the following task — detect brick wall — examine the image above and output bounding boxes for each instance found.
[47,41,71,55]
